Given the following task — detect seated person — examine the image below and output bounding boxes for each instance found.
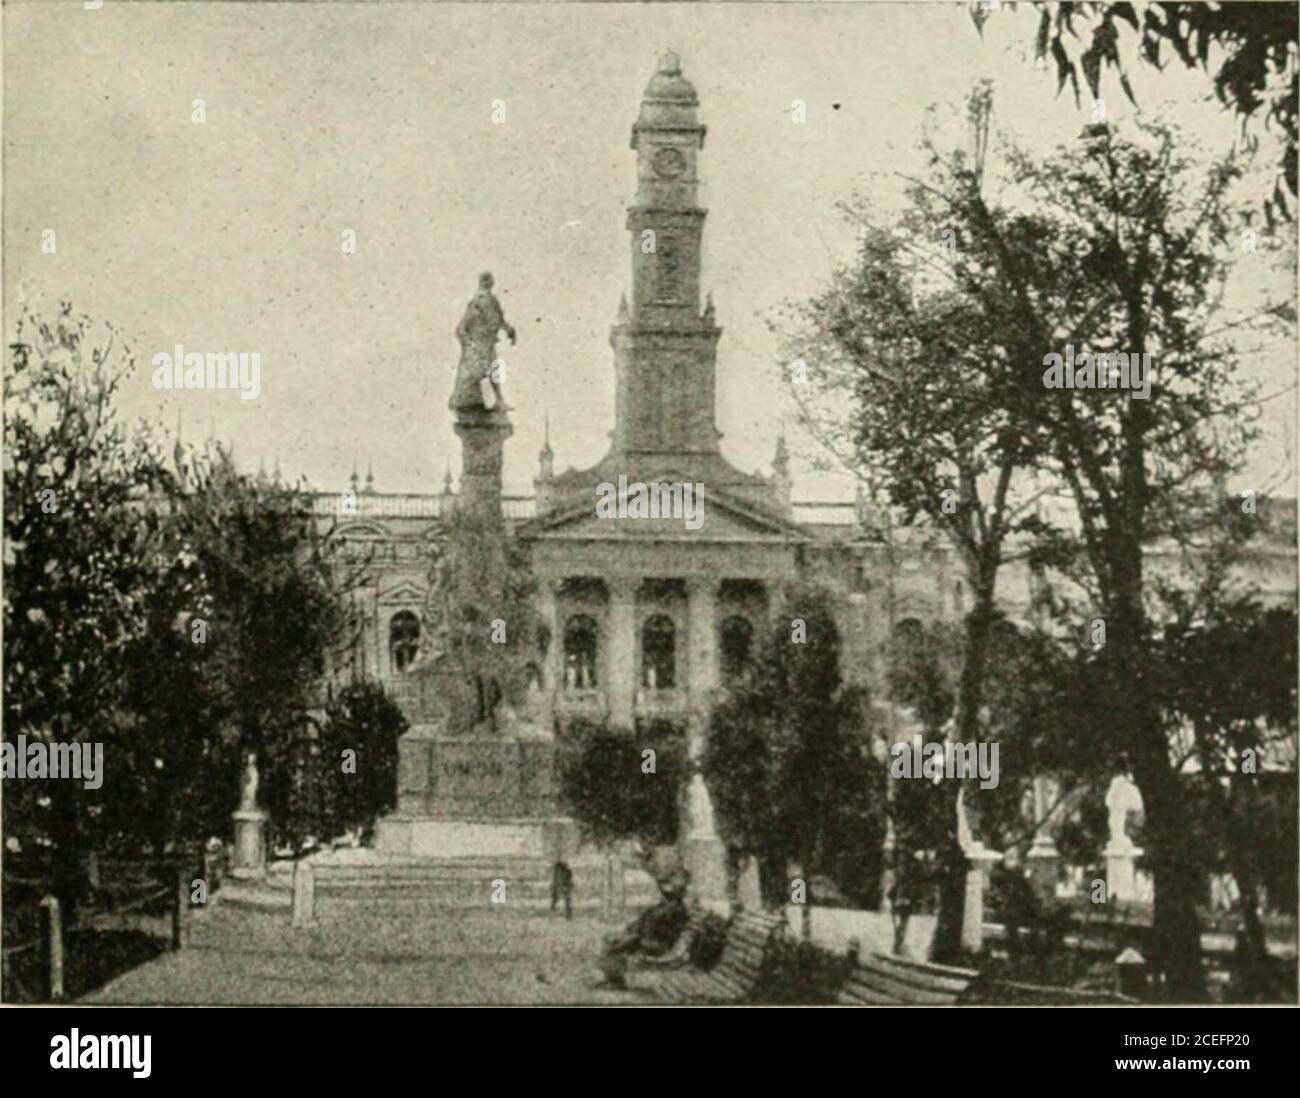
[596,866,692,988]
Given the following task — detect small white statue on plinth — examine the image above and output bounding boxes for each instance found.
[1104,775,1145,903]
[231,749,268,880]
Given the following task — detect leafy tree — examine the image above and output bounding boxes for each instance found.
[779,85,1057,961]
[884,615,1117,920]
[167,445,357,852]
[970,119,1286,997]
[313,681,408,845]
[1156,567,1297,994]
[702,587,883,934]
[557,718,685,848]
[3,304,185,910]
[977,1,1298,223]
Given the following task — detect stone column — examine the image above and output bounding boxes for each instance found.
[685,578,726,902]
[607,577,637,727]
[452,404,513,518]
[687,577,720,714]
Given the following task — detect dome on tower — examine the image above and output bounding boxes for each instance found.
[643,51,698,104]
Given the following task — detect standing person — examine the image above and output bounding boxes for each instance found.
[551,858,574,920]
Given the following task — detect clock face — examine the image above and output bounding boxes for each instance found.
[652,146,687,179]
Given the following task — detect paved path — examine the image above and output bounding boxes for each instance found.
[82,903,651,1005]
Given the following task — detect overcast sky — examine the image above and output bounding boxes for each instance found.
[5,1,1294,498]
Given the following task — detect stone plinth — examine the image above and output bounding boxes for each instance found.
[1105,837,1145,905]
[377,723,575,860]
[961,841,1002,952]
[376,816,571,859]
[231,810,267,879]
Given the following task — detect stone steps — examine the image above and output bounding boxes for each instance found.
[222,852,662,922]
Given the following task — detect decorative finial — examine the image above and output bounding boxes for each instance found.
[443,460,454,495]
[704,291,715,322]
[539,411,555,474]
[273,455,282,484]
[618,293,629,322]
[349,457,359,493]
[658,50,681,75]
[365,462,374,493]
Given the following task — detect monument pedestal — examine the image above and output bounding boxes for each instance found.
[376,816,576,860]
[376,723,576,860]
[960,841,1002,952]
[230,810,267,879]
[1105,838,1144,905]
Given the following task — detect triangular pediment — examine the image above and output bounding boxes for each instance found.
[377,580,428,606]
[522,474,806,542]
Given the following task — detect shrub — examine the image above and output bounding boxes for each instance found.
[558,719,685,848]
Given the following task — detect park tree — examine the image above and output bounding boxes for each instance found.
[778,85,1057,961]
[785,82,1287,989]
[314,681,408,846]
[166,445,359,852]
[701,587,883,936]
[557,718,686,850]
[1152,515,1298,996]
[884,613,1117,935]
[3,304,188,910]
[956,118,1287,997]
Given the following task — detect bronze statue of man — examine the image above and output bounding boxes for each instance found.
[450,272,516,412]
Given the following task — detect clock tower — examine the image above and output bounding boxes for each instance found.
[612,52,722,457]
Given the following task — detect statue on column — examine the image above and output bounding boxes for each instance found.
[451,272,516,413]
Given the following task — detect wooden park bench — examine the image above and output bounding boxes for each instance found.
[838,951,980,1005]
[650,910,787,1003]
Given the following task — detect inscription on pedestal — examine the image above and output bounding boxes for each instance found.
[395,732,557,819]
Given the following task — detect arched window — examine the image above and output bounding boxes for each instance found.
[641,615,676,689]
[563,615,599,690]
[389,611,420,673]
[720,616,754,684]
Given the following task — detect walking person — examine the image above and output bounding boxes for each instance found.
[550,858,574,920]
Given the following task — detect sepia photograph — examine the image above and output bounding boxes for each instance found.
[2,0,1298,1045]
